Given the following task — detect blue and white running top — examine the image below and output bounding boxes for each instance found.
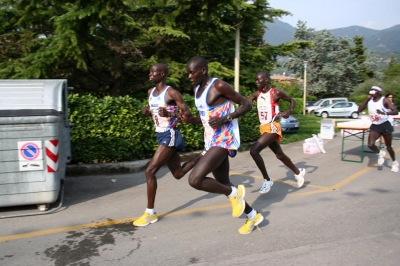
[194,78,240,151]
[149,86,178,132]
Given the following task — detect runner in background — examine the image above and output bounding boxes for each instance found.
[358,86,398,172]
[247,71,305,194]
[380,93,397,147]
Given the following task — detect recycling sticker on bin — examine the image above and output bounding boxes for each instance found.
[18,141,44,171]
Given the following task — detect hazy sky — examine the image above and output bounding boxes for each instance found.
[267,0,400,30]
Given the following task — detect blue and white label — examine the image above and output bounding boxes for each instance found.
[19,141,42,160]
[18,141,44,171]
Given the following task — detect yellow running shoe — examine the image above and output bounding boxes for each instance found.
[228,185,245,218]
[133,211,158,227]
[238,212,264,234]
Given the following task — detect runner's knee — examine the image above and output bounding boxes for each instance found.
[276,153,286,161]
[145,163,159,178]
[188,174,202,189]
[172,171,184,180]
[250,146,262,157]
[367,143,375,150]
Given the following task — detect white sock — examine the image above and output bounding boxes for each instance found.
[146,208,155,215]
[247,209,257,220]
[229,186,238,197]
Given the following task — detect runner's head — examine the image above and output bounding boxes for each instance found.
[255,71,270,91]
[385,93,394,102]
[149,63,169,83]
[369,85,382,98]
[186,56,209,87]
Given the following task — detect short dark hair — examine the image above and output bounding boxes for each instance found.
[257,71,270,81]
[187,56,208,70]
[153,63,169,76]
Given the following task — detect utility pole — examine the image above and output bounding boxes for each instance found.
[234,25,240,93]
[303,61,308,115]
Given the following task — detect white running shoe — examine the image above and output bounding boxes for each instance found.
[259,179,273,194]
[377,150,386,165]
[294,168,306,188]
[391,161,399,173]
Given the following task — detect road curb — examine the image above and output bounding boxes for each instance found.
[66,151,203,177]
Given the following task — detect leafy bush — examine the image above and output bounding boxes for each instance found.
[68,94,307,163]
[68,94,156,163]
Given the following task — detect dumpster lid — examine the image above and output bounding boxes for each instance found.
[0,79,67,112]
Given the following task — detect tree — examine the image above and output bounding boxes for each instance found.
[350,36,375,82]
[1,0,310,96]
[383,58,400,82]
[281,21,314,74]
[285,21,360,98]
[2,0,205,96]
[350,58,400,106]
[382,59,400,106]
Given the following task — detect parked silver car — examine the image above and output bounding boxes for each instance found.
[314,101,359,119]
[280,115,300,133]
[306,101,316,107]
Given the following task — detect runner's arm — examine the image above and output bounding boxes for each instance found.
[208,80,252,128]
[358,94,372,113]
[166,88,201,124]
[377,97,398,115]
[247,91,259,103]
[142,88,153,116]
[276,90,295,118]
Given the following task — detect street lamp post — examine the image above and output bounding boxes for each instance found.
[303,61,308,115]
[234,1,253,93]
[234,25,240,93]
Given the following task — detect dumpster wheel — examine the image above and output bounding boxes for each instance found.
[38,204,49,212]
[0,179,65,219]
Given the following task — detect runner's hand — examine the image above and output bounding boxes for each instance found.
[176,110,183,122]
[142,105,151,115]
[158,107,168,117]
[280,111,290,118]
[208,116,225,129]
[376,109,385,115]
[180,110,188,123]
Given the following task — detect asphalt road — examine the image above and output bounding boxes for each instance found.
[1,128,400,266]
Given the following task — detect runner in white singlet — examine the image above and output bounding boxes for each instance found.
[133,63,202,227]
[358,86,398,172]
[183,56,262,235]
[194,77,240,155]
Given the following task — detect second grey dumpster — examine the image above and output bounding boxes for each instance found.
[0,79,71,211]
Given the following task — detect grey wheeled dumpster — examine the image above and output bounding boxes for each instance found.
[0,79,71,211]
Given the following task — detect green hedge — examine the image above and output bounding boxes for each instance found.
[68,94,304,163]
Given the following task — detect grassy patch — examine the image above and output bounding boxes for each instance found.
[280,115,323,144]
[240,115,325,151]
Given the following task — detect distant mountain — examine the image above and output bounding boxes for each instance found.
[263,19,294,45]
[364,25,400,51]
[329,26,379,39]
[263,20,400,52]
